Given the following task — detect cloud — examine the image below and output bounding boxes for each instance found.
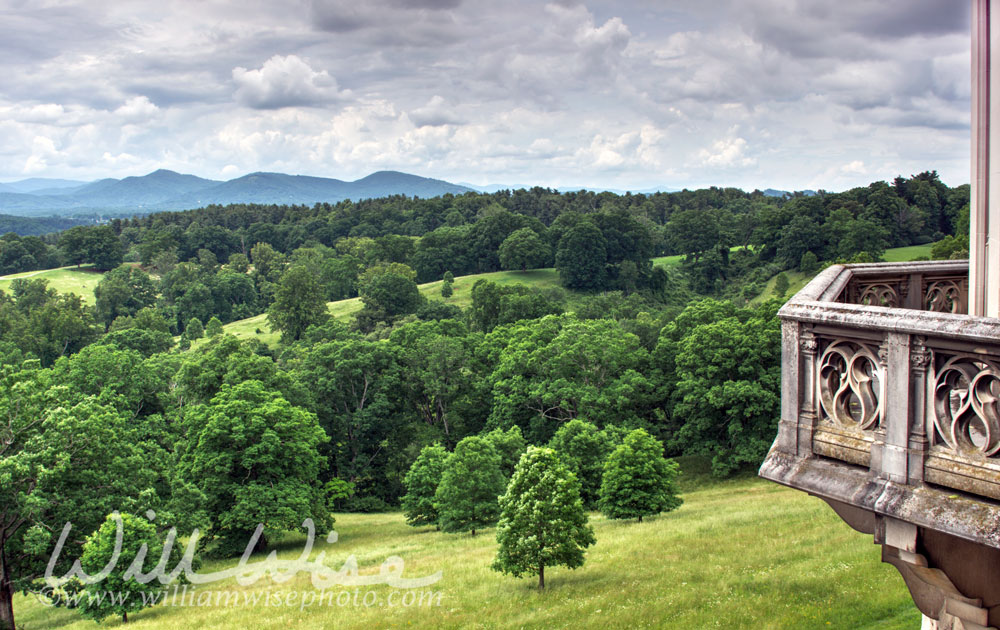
[115,96,160,122]
[699,137,755,168]
[310,0,462,38]
[232,55,349,109]
[409,95,463,127]
[0,0,974,192]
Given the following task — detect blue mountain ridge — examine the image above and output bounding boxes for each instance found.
[0,169,475,217]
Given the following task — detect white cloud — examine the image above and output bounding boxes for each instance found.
[699,137,755,168]
[115,96,159,122]
[409,95,463,127]
[232,55,349,109]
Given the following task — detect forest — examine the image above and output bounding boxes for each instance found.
[0,170,967,626]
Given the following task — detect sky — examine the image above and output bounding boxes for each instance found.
[0,0,973,192]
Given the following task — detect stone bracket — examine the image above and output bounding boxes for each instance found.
[883,545,995,630]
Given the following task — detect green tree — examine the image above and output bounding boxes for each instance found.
[179,380,332,555]
[401,444,449,527]
[548,419,611,508]
[390,320,476,441]
[840,217,889,260]
[296,337,407,502]
[499,228,550,272]
[267,264,330,342]
[599,429,682,522]
[358,267,424,316]
[670,304,780,476]
[250,242,285,283]
[0,363,158,630]
[227,252,250,273]
[773,272,790,298]
[667,208,720,261]
[492,446,595,589]
[58,226,91,268]
[555,221,607,290]
[799,251,819,274]
[205,316,223,338]
[441,278,454,298]
[186,317,204,339]
[78,513,163,623]
[484,425,527,480]
[775,215,823,269]
[435,436,506,536]
[487,316,654,444]
[0,279,101,366]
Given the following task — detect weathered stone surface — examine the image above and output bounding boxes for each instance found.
[761,259,1000,628]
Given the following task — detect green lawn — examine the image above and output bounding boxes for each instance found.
[12,476,920,630]
[0,265,105,305]
[883,243,933,262]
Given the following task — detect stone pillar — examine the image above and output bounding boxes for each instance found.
[970,0,1000,318]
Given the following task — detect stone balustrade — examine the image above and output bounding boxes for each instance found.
[760,260,1000,629]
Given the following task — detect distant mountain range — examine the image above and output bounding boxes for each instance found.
[0,169,475,217]
[0,169,822,218]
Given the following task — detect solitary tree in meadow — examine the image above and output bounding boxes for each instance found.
[493,447,595,588]
[599,429,682,523]
[435,436,506,536]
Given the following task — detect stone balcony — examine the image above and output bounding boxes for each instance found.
[759,260,1000,629]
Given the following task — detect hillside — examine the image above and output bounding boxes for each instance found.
[0,265,104,304]
[11,476,920,630]
[199,268,565,348]
[0,169,475,217]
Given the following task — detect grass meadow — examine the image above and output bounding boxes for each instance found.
[12,474,921,630]
[0,265,105,305]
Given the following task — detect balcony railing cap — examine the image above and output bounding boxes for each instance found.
[778,260,1000,344]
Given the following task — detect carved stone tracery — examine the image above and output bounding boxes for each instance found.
[925,279,968,314]
[858,282,901,308]
[932,353,1000,458]
[817,339,883,431]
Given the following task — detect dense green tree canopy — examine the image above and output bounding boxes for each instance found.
[179,380,332,554]
[555,221,607,290]
[0,361,160,628]
[94,264,158,329]
[499,227,550,272]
